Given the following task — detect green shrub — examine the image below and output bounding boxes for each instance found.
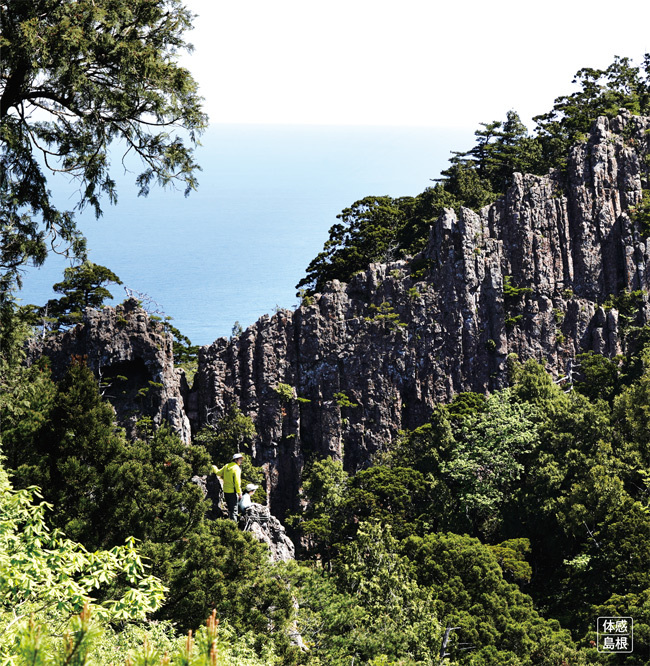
[629,189,650,237]
[334,392,358,408]
[505,314,523,328]
[273,383,294,403]
[409,256,434,280]
[364,302,407,330]
[503,275,533,300]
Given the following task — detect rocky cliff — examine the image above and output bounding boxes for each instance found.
[192,112,650,518]
[27,297,192,443]
[29,113,650,520]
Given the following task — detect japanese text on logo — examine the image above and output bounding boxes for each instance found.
[597,617,633,653]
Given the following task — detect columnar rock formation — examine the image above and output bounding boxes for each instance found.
[28,113,650,520]
[27,297,191,443]
[192,112,650,518]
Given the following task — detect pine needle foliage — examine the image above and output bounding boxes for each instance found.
[0,0,207,292]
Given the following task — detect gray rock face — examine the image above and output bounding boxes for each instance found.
[192,113,650,519]
[26,298,191,443]
[25,114,650,521]
[246,505,296,562]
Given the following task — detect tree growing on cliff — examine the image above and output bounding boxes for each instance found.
[298,55,650,294]
[0,0,207,293]
[533,55,650,173]
[442,110,542,195]
[43,260,123,329]
[296,196,412,293]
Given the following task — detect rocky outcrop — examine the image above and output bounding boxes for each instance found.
[26,114,650,521]
[26,298,191,443]
[193,476,296,561]
[192,112,650,519]
[246,505,296,562]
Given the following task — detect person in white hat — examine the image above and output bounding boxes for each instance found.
[238,483,259,517]
[212,453,244,521]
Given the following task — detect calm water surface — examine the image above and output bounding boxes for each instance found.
[18,124,473,346]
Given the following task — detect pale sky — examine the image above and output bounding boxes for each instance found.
[180,0,650,129]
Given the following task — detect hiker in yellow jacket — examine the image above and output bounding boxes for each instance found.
[213,453,243,521]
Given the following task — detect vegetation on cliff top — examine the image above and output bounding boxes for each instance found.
[298,55,650,293]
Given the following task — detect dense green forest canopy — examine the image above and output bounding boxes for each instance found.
[5,50,650,664]
[6,315,650,663]
[288,349,650,664]
[298,55,650,294]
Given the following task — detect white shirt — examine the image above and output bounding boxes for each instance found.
[239,493,252,512]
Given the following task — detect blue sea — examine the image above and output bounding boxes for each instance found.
[18,124,473,346]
